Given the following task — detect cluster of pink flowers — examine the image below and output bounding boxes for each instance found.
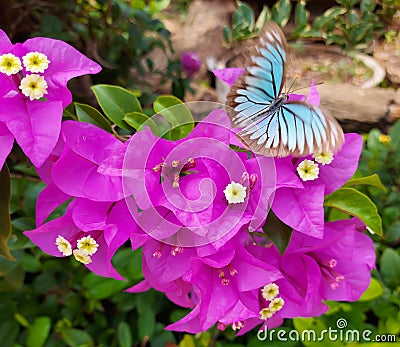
[0,30,376,335]
[25,102,375,334]
[0,30,100,169]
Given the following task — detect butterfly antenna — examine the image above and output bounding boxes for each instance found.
[286,78,298,94]
[290,81,324,93]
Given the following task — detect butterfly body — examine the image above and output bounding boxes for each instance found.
[226,22,344,158]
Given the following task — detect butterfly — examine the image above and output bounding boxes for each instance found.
[226,22,344,157]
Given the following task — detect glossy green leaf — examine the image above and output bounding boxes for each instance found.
[271,0,291,27]
[153,95,194,139]
[344,173,386,192]
[75,103,111,131]
[91,84,142,130]
[123,111,159,135]
[359,278,383,301]
[380,248,400,289]
[237,1,255,29]
[0,164,14,261]
[113,248,143,281]
[82,273,127,299]
[262,210,293,254]
[62,328,94,347]
[14,313,30,328]
[12,217,36,232]
[26,316,51,347]
[117,321,132,347]
[324,187,382,236]
[295,0,309,29]
[255,5,270,32]
[314,7,346,29]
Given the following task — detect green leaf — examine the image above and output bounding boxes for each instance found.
[137,307,156,340]
[359,277,383,301]
[255,5,271,33]
[271,0,291,27]
[324,187,382,236]
[0,164,14,261]
[389,119,400,152]
[82,273,127,299]
[380,248,400,289]
[148,0,170,14]
[313,7,346,30]
[26,316,51,347]
[262,210,293,254]
[91,85,142,130]
[12,217,36,231]
[123,111,159,135]
[344,173,386,192]
[0,320,19,347]
[295,0,309,29]
[117,321,133,347]
[14,313,30,328]
[386,316,400,335]
[179,334,196,347]
[113,248,143,281]
[75,103,111,131]
[62,328,94,347]
[153,95,194,140]
[223,25,232,44]
[237,1,255,30]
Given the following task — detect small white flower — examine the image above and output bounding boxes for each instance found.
[22,51,50,73]
[224,181,247,204]
[77,235,99,256]
[55,235,72,256]
[313,151,334,165]
[19,74,48,100]
[268,297,284,312]
[262,283,279,301]
[259,307,274,320]
[0,53,22,75]
[73,249,92,264]
[297,159,319,181]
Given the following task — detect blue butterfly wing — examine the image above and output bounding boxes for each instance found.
[226,22,288,128]
[226,22,344,157]
[239,101,344,157]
